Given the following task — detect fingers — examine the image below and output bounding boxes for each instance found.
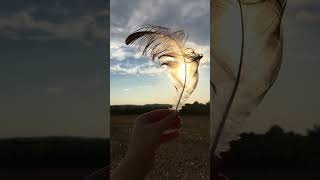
[160,130,179,143]
[153,111,179,132]
[145,109,176,123]
[167,116,182,130]
[135,109,181,135]
[136,109,175,124]
[159,116,181,143]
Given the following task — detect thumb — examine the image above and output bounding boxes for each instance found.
[152,111,179,132]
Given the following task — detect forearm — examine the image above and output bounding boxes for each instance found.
[111,110,179,180]
[111,153,153,180]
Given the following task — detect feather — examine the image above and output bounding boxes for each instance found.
[125,25,203,110]
[211,0,287,157]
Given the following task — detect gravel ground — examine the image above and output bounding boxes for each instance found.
[110,115,210,180]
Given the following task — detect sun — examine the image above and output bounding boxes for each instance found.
[176,63,186,83]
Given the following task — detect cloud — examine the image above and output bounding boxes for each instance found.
[110,0,210,79]
[111,38,210,63]
[110,40,141,61]
[111,39,210,77]
[110,0,210,80]
[111,0,210,45]
[110,63,165,75]
[0,7,107,43]
[185,41,210,64]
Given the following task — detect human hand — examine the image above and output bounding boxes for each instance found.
[213,155,229,180]
[126,109,181,163]
[111,109,181,180]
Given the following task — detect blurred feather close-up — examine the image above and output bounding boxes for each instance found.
[211,0,287,177]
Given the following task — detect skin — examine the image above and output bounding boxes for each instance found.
[111,109,182,180]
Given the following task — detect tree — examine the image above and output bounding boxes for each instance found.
[307,125,320,137]
[266,125,285,136]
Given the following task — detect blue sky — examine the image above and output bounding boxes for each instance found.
[110,0,210,105]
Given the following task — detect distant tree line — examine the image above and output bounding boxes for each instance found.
[0,125,318,169]
[110,104,171,115]
[222,125,320,171]
[0,137,108,168]
[110,101,210,115]
[180,101,210,115]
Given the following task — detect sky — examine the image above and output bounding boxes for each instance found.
[0,0,109,138]
[243,0,320,134]
[110,0,210,106]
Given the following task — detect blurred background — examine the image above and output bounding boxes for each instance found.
[213,0,320,179]
[0,0,109,179]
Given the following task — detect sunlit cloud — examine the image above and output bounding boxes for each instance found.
[185,41,210,66]
[110,63,164,75]
[111,39,210,62]
[110,0,210,106]
[110,40,141,61]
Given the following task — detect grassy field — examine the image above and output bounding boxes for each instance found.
[110,115,210,180]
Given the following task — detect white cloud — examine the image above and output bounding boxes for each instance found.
[185,41,210,64]
[111,34,211,72]
[111,0,210,45]
[111,38,210,62]
[110,40,142,61]
[110,0,210,78]
[111,39,210,75]
[111,63,164,75]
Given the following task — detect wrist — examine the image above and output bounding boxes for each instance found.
[118,152,153,180]
[125,148,155,166]
[111,152,153,180]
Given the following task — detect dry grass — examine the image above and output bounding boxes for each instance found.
[110,115,210,180]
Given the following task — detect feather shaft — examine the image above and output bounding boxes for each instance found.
[211,0,245,154]
[175,57,187,111]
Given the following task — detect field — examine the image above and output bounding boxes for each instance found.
[0,168,96,180]
[110,115,210,180]
[226,171,320,180]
